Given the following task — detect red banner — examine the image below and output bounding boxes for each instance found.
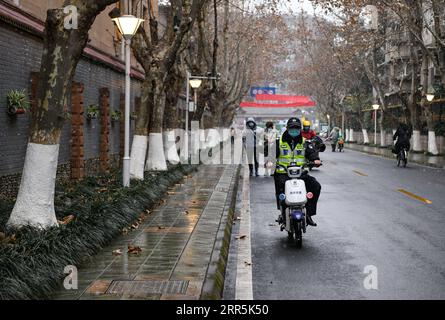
[255,94,313,103]
[240,101,316,108]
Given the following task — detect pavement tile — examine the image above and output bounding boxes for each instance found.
[85,280,113,295]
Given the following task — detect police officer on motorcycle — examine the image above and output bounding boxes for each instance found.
[273,118,322,227]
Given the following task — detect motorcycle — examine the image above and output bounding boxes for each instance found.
[337,138,345,152]
[276,162,320,249]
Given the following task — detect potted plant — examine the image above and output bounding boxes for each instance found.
[86,104,99,120]
[6,89,30,116]
[110,110,121,122]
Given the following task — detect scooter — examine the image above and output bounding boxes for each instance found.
[337,138,345,152]
[276,162,319,249]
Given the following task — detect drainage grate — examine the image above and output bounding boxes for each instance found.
[107,280,189,296]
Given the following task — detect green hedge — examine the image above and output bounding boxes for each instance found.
[0,165,197,300]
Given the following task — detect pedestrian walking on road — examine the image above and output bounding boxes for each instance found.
[264,122,278,176]
[329,127,340,152]
[243,118,264,177]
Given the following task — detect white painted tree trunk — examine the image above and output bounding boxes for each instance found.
[380,129,386,147]
[145,133,168,171]
[129,135,148,180]
[200,129,207,149]
[412,130,422,152]
[349,129,354,142]
[7,143,59,229]
[362,129,369,144]
[206,128,221,148]
[428,131,439,155]
[163,130,180,165]
[179,129,189,164]
[345,128,350,142]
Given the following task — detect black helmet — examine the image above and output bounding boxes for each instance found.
[287,117,301,129]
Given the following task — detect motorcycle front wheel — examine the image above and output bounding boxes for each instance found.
[293,220,302,249]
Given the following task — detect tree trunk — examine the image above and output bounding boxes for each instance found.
[8,1,118,229]
[420,50,439,155]
[362,129,370,144]
[146,71,168,171]
[163,65,183,164]
[349,128,355,142]
[130,77,151,180]
[379,110,386,147]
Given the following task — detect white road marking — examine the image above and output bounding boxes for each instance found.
[235,165,253,300]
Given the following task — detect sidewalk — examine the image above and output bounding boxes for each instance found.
[52,164,240,300]
[345,143,445,168]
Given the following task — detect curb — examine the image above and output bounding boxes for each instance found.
[345,144,445,169]
[200,164,241,300]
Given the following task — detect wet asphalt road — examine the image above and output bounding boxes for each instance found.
[228,149,445,300]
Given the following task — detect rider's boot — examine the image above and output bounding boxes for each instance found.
[307,215,317,227]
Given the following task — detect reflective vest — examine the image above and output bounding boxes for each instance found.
[276,135,306,173]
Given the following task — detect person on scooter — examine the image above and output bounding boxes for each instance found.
[302,120,317,140]
[393,122,412,155]
[273,118,322,227]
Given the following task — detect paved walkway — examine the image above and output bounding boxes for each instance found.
[53,165,239,300]
[345,143,445,168]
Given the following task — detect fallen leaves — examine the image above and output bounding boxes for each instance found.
[236,235,247,240]
[58,215,75,225]
[131,223,139,230]
[244,261,252,266]
[158,226,166,230]
[0,233,16,245]
[112,249,123,256]
[184,210,189,215]
[127,245,142,255]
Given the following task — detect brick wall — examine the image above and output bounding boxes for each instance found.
[0,21,141,180]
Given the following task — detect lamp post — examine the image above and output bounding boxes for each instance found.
[327,114,331,132]
[372,103,380,145]
[112,15,144,187]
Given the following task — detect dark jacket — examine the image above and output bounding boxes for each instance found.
[393,124,412,143]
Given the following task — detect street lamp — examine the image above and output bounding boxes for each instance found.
[372,104,380,145]
[189,79,202,130]
[426,88,435,102]
[112,15,144,187]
